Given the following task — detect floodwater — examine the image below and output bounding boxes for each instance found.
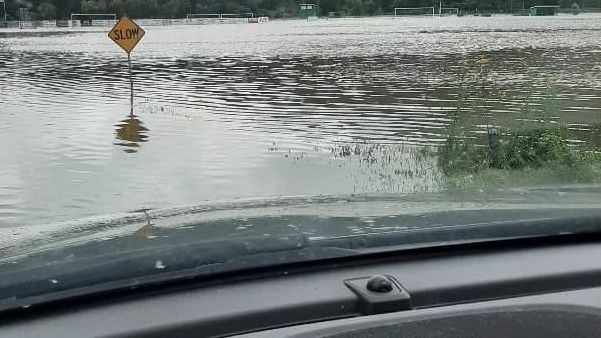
[2,15,601,227]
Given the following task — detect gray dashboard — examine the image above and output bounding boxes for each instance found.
[2,241,601,337]
[241,289,601,337]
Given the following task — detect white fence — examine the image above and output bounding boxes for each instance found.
[0,16,269,29]
[71,19,115,27]
[136,17,268,26]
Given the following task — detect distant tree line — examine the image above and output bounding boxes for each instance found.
[1,0,595,20]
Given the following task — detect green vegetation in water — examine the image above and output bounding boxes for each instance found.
[441,126,601,190]
[439,57,601,191]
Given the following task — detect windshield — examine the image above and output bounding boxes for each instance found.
[1,0,601,307]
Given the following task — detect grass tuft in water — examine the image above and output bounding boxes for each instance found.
[439,62,601,190]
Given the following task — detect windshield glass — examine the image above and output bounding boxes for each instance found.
[1,0,601,305]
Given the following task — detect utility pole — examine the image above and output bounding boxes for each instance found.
[1,0,6,23]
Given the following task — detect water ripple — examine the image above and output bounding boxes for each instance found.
[2,16,601,226]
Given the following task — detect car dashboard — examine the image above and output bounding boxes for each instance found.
[2,237,601,337]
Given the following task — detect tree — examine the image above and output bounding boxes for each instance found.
[364,0,378,14]
[54,0,82,18]
[6,0,559,20]
[345,0,365,15]
[160,0,183,18]
[81,0,107,12]
[36,1,57,19]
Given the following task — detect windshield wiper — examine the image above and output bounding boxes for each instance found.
[0,233,359,313]
[1,208,601,314]
[315,212,601,252]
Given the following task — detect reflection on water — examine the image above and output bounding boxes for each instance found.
[2,16,601,227]
[114,114,149,153]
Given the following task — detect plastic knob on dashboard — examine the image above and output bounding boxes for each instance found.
[366,275,393,293]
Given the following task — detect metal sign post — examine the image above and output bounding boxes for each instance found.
[128,52,133,109]
[108,16,145,116]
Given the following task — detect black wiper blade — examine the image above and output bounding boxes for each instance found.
[0,233,359,313]
[314,212,601,252]
[1,207,601,314]
[216,246,358,272]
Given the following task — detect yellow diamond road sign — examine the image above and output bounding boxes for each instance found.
[108,16,145,54]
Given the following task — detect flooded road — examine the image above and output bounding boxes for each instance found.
[2,15,601,227]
